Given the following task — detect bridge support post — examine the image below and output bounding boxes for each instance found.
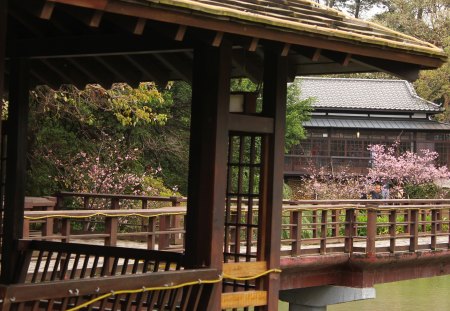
[280,286,375,311]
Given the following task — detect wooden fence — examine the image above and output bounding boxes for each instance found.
[23,193,450,257]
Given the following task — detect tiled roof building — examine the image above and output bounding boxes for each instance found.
[285,78,450,176]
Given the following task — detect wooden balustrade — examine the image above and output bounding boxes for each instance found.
[11,195,450,310]
[24,207,186,252]
[0,240,216,311]
[22,194,450,258]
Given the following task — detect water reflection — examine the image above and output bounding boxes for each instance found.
[280,275,450,311]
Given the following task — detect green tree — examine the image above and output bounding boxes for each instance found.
[27,83,176,196]
[319,0,386,18]
[230,78,313,152]
[373,1,450,119]
[285,79,314,152]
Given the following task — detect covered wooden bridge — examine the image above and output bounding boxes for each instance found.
[0,0,447,310]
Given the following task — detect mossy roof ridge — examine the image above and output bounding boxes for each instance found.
[128,0,446,58]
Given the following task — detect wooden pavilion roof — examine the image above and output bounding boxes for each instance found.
[3,0,447,89]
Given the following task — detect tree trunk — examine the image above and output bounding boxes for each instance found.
[354,0,361,18]
[417,8,423,19]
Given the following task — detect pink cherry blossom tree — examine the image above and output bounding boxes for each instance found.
[45,132,175,209]
[367,142,450,198]
[293,142,450,200]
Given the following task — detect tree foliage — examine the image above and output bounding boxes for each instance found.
[373,0,450,118]
[230,78,313,152]
[27,83,179,196]
[285,79,314,152]
[318,0,387,18]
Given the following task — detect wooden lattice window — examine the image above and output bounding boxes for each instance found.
[223,134,263,296]
[224,134,262,263]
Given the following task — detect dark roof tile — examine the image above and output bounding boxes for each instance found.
[304,118,450,130]
[298,77,441,113]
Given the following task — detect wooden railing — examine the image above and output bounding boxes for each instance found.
[23,194,450,257]
[280,199,450,257]
[0,240,217,311]
[11,194,450,310]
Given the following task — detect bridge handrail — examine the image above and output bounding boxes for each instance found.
[24,194,450,258]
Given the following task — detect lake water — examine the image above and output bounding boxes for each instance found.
[279,275,450,311]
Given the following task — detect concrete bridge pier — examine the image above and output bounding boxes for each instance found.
[280,286,376,311]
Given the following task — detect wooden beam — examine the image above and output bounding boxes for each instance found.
[293,61,377,76]
[185,43,232,310]
[48,0,446,68]
[221,291,267,309]
[212,31,224,47]
[11,0,55,20]
[153,53,192,83]
[0,0,6,103]
[39,59,82,87]
[259,47,287,310]
[321,50,352,66]
[66,57,101,85]
[47,0,110,10]
[72,58,115,88]
[100,13,147,35]
[232,49,263,83]
[125,54,169,87]
[94,56,142,87]
[8,34,192,59]
[281,43,291,57]
[352,56,420,81]
[174,25,187,41]
[89,10,104,28]
[248,38,259,52]
[229,114,273,134]
[133,18,147,35]
[223,261,267,278]
[1,58,30,283]
[312,48,322,62]
[39,2,55,20]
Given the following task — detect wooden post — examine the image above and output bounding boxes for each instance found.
[23,218,30,239]
[1,58,30,283]
[431,209,437,250]
[171,196,183,246]
[366,207,377,257]
[147,217,156,250]
[158,215,170,250]
[291,210,302,256]
[409,209,419,252]
[105,216,118,247]
[331,209,338,237]
[184,42,231,311]
[320,210,327,254]
[389,209,397,253]
[61,219,71,243]
[258,47,287,311]
[0,0,6,116]
[344,208,354,254]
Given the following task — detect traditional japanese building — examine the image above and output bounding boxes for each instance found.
[285,77,450,177]
[0,1,448,310]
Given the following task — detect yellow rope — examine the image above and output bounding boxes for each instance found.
[25,206,447,220]
[66,277,222,311]
[24,212,186,221]
[223,268,282,281]
[66,268,282,311]
[283,206,450,213]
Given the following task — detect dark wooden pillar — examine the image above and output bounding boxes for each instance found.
[184,42,231,310]
[1,58,30,283]
[0,0,6,103]
[259,48,287,310]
